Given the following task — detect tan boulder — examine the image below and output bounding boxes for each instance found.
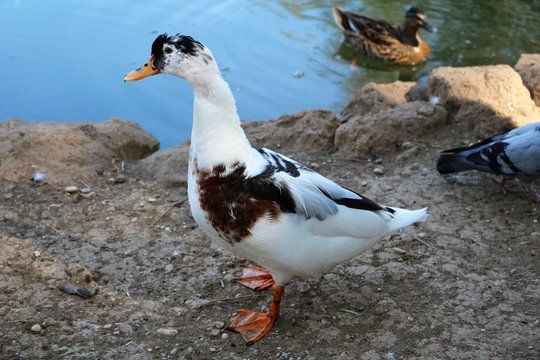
[137,142,190,188]
[0,118,159,184]
[426,65,539,134]
[137,110,340,187]
[242,109,340,153]
[335,102,447,157]
[340,81,416,120]
[515,54,540,107]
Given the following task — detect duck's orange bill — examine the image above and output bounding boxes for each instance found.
[123,56,160,81]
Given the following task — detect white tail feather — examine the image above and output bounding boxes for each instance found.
[387,207,428,232]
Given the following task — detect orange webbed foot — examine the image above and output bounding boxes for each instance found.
[228,309,276,345]
[228,284,284,344]
[235,266,275,291]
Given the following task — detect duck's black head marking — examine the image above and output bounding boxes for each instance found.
[151,33,205,68]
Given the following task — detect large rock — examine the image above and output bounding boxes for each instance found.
[137,110,340,187]
[0,118,159,184]
[137,142,190,188]
[341,81,416,119]
[426,65,539,134]
[335,102,447,157]
[515,54,540,107]
[242,109,340,153]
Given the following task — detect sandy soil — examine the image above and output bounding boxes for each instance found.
[0,115,538,360]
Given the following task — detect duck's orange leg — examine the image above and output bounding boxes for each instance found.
[235,266,275,291]
[228,284,284,344]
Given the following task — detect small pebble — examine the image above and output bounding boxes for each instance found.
[164,226,171,233]
[30,172,46,184]
[32,250,42,258]
[361,181,368,187]
[374,158,383,164]
[221,333,229,340]
[297,282,311,293]
[103,324,112,329]
[373,167,384,176]
[164,264,174,274]
[418,232,427,238]
[118,323,132,334]
[64,186,79,193]
[210,328,220,336]
[213,321,225,329]
[114,175,126,184]
[58,282,93,298]
[147,197,157,203]
[170,348,178,355]
[79,187,92,194]
[407,316,414,321]
[392,247,406,255]
[209,347,216,352]
[157,328,178,336]
[31,324,42,333]
[401,141,414,149]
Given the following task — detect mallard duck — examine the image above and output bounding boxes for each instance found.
[437,122,540,202]
[124,34,428,344]
[333,6,435,65]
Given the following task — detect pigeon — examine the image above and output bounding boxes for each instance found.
[437,122,540,202]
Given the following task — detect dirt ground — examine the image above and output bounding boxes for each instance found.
[0,116,538,360]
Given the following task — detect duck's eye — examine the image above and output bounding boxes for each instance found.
[164,47,173,54]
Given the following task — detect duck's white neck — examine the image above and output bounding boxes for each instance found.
[189,73,261,170]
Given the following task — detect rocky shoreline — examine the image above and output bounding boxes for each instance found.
[0,57,539,359]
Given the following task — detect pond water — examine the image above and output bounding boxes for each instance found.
[2,0,539,148]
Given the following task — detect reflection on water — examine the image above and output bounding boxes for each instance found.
[1,0,539,148]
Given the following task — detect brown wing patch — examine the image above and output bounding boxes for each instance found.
[195,160,293,243]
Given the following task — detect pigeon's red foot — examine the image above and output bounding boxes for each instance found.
[492,176,516,194]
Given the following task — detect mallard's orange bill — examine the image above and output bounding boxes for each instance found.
[124,56,160,81]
